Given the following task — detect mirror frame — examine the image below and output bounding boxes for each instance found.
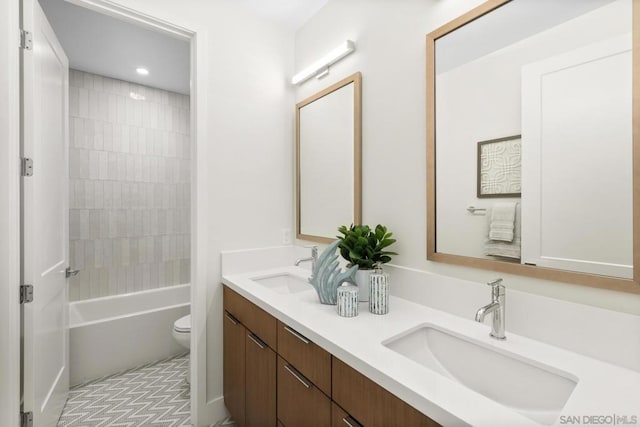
[426,0,640,294]
[296,72,362,243]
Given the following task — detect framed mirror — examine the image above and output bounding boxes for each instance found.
[426,0,639,293]
[296,72,362,243]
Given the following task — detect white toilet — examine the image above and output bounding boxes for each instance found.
[173,314,191,383]
[172,314,191,349]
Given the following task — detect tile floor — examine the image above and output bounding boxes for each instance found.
[58,354,191,427]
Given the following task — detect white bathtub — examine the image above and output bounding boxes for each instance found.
[69,284,190,386]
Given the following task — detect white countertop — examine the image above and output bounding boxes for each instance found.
[222,266,640,427]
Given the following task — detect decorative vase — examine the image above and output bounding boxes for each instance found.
[337,285,359,317]
[369,267,389,315]
[308,240,358,305]
[354,268,372,302]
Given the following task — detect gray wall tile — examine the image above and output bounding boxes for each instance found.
[121,238,130,266]
[84,241,94,269]
[78,87,88,118]
[104,181,113,209]
[78,149,89,179]
[74,240,85,269]
[89,210,100,239]
[79,210,89,239]
[94,181,104,209]
[69,70,190,301]
[73,180,84,209]
[94,238,104,268]
[70,210,80,240]
[107,153,117,180]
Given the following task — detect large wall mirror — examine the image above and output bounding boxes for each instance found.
[427,0,639,293]
[296,72,362,243]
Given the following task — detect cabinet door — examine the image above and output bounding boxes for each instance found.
[277,356,331,427]
[223,311,246,427]
[332,402,363,427]
[246,331,277,427]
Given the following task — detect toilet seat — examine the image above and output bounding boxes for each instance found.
[174,314,191,333]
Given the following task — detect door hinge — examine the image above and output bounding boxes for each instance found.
[20,411,33,427]
[20,284,34,304]
[21,158,33,177]
[19,29,32,50]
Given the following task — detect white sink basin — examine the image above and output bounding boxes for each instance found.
[383,324,578,425]
[251,273,312,294]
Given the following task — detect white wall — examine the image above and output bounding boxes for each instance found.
[0,0,21,424]
[294,0,640,315]
[101,1,295,425]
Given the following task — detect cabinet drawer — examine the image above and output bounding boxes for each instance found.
[277,356,331,427]
[277,320,331,396]
[332,357,440,427]
[332,402,363,427]
[224,286,277,349]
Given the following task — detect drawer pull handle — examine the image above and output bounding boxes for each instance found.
[342,416,362,427]
[284,364,311,388]
[284,325,311,344]
[225,312,239,325]
[248,333,266,349]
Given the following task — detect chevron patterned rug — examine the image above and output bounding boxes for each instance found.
[58,353,191,427]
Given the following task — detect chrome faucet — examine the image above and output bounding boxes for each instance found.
[475,278,506,340]
[295,246,318,270]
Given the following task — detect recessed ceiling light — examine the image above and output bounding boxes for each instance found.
[136,67,149,76]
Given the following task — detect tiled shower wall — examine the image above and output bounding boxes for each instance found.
[68,70,190,301]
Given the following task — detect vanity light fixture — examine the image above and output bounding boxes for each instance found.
[291,40,356,85]
[136,67,149,76]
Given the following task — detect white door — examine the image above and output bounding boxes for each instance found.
[21,0,70,425]
[521,34,633,278]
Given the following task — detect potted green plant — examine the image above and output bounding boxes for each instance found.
[337,224,397,301]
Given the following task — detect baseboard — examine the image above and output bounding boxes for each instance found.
[198,395,229,427]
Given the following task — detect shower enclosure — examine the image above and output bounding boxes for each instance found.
[67,69,191,384]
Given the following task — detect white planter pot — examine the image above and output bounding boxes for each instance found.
[354,269,372,302]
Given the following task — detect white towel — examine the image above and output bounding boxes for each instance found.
[485,203,521,260]
[489,202,516,242]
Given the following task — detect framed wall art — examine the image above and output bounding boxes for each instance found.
[477,135,521,198]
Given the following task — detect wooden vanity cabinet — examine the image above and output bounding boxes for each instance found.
[223,287,277,427]
[223,285,440,427]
